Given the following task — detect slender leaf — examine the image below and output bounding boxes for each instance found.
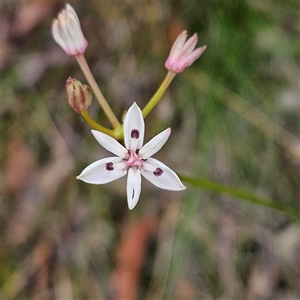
[179,174,299,223]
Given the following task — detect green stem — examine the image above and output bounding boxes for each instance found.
[113,125,124,140]
[179,174,300,223]
[75,54,121,129]
[81,110,115,137]
[142,71,177,118]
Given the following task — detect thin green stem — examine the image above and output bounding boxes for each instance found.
[142,71,177,118]
[81,110,115,137]
[179,174,299,223]
[113,125,124,140]
[75,54,121,129]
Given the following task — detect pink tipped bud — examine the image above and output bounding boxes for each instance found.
[52,3,88,56]
[165,30,206,73]
[66,77,92,113]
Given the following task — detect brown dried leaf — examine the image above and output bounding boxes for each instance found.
[4,137,36,195]
[112,218,158,300]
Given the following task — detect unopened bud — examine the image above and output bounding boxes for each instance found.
[52,4,88,56]
[66,77,92,113]
[165,30,206,73]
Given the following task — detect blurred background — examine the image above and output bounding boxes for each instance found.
[1,1,299,299]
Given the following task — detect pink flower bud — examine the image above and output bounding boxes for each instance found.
[52,4,88,56]
[66,77,92,113]
[165,30,206,73]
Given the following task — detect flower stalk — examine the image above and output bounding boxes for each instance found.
[75,54,121,129]
[142,71,177,118]
[80,110,115,137]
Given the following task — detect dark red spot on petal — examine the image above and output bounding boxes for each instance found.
[131,129,139,139]
[153,167,163,177]
[105,162,114,171]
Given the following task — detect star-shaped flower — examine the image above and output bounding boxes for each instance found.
[77,102,185,209]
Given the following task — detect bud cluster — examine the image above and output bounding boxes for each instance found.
[52,4,206,130]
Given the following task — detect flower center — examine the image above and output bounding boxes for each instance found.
[126,150,143,167]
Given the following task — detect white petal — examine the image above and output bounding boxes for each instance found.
[127,168,142,210]
[58,12,77,55]
[180,33,198,59]
[141,158,186,191]
[123,103,145,151]
[139,128,171,159]
[65,11,87,53]
[91,130,128,158]
[77,157,127,184]
[182,45,207,67]
[65,3,80,24]
[52,20,68,53]
[169,30,187,58]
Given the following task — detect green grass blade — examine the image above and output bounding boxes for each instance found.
[179,174,299,223]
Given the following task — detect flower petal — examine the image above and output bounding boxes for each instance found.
[180,33,198,59]
[181,45,207,68]
[91,130,128,158]
[52,20,68,53]
[127,168,142,210]
[65,11,88,53]
[169,30,187,58]
[57,12,77,55]
[141,158,186,191]
[139,128,171,159]
[77,157,127,184]
[123,102,145,151]
[65,3,79,24]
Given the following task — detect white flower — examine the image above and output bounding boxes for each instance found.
[165,30,206,73]
[77,103,186,210]
[52,3,88,56]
